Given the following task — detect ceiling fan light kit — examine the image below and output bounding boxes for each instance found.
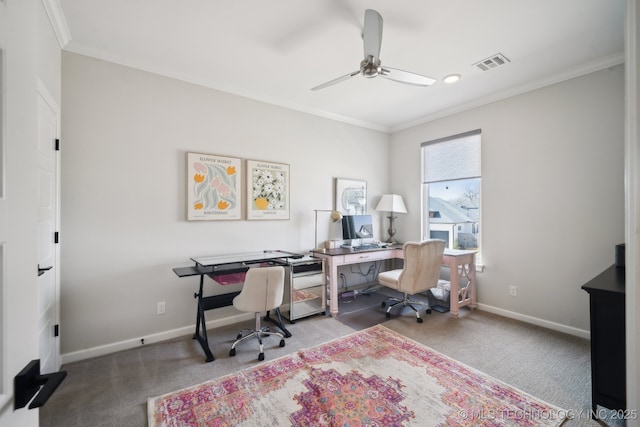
[311,9,435,91]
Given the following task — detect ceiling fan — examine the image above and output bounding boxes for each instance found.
[311,9,435,91]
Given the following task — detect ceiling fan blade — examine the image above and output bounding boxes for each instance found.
[363,9,383,59]
[380,67,436,87]
[311,70,360,91]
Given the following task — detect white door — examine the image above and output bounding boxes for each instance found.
[37,88,60,374]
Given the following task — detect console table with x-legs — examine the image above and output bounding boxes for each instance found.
[312,246,477,318]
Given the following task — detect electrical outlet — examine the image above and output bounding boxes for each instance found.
[157,301,166,315]
[509,286,517,297]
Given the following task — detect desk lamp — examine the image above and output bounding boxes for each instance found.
[314,209,343,251]
[375,194,407,243]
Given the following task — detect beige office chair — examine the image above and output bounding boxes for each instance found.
[229,266,286,361]
[377,239,445,323]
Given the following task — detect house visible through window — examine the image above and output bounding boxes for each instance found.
[421,130,481,261]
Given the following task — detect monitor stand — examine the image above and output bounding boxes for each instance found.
[341,239,361,248]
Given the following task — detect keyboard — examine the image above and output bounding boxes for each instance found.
[352,244,381,251]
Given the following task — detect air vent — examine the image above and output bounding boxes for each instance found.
[473,53,510,71]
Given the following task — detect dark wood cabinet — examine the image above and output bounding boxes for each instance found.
[582,265,626,413]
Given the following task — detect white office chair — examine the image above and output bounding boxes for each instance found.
[229,266,286,361]
[377,239,445,323]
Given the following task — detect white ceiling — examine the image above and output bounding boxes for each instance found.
[57,0,625,132]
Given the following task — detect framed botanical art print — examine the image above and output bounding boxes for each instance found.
[187,152,242,220]
[246,159,290,220]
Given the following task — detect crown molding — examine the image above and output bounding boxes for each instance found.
[392,51,626,133]
[63,43,623,136]
[63,44,392,133]
[41,0,71,48]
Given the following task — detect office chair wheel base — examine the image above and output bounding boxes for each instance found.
[386,312,391,319]
[258,352,265,361]
[229,348,236,357]
[279,339,285,347]
[381,302,387,308]
[426,309,432,314]
[417,317,423,323]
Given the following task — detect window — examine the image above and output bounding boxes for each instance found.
[421,130,481,261]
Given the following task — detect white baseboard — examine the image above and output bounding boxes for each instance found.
[61,312,254,365]
[62,304,589,364]
[476,303,590,340]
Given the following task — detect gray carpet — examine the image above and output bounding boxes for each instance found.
[40,300,620,427]
[334,286,437,330]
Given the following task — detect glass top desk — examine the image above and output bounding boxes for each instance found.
[173,250,304,362]
[312,246,477,318]
[191,251,296,268]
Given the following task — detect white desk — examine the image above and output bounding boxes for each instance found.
[312,246,477,318]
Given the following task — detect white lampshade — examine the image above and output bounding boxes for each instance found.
[375,194,407,213]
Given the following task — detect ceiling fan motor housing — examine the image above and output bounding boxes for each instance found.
[361,57,381,78]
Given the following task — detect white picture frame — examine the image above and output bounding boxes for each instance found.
[335,178,367,215]
[246,159,290,220]
[186,152,242,220]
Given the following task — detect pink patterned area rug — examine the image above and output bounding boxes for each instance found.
[148,325,566,426]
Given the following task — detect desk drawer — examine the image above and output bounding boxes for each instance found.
[284,257,325,321]
[343,250,393,264]
[292,262,323,275]
[293,273,323,290]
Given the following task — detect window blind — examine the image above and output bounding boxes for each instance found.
[422,130,481,183]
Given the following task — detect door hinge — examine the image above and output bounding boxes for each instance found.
[54,324,59,337]
[54,232,59,244]
[55,139,60,151]
[37,265,53,276]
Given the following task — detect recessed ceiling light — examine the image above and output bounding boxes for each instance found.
[443,74,461,84]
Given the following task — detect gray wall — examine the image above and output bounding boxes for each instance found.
[61,52,389,358]
[61,52,624,361]
[391,65,625,333]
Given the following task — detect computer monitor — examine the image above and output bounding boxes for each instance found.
[342,214,374,244]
